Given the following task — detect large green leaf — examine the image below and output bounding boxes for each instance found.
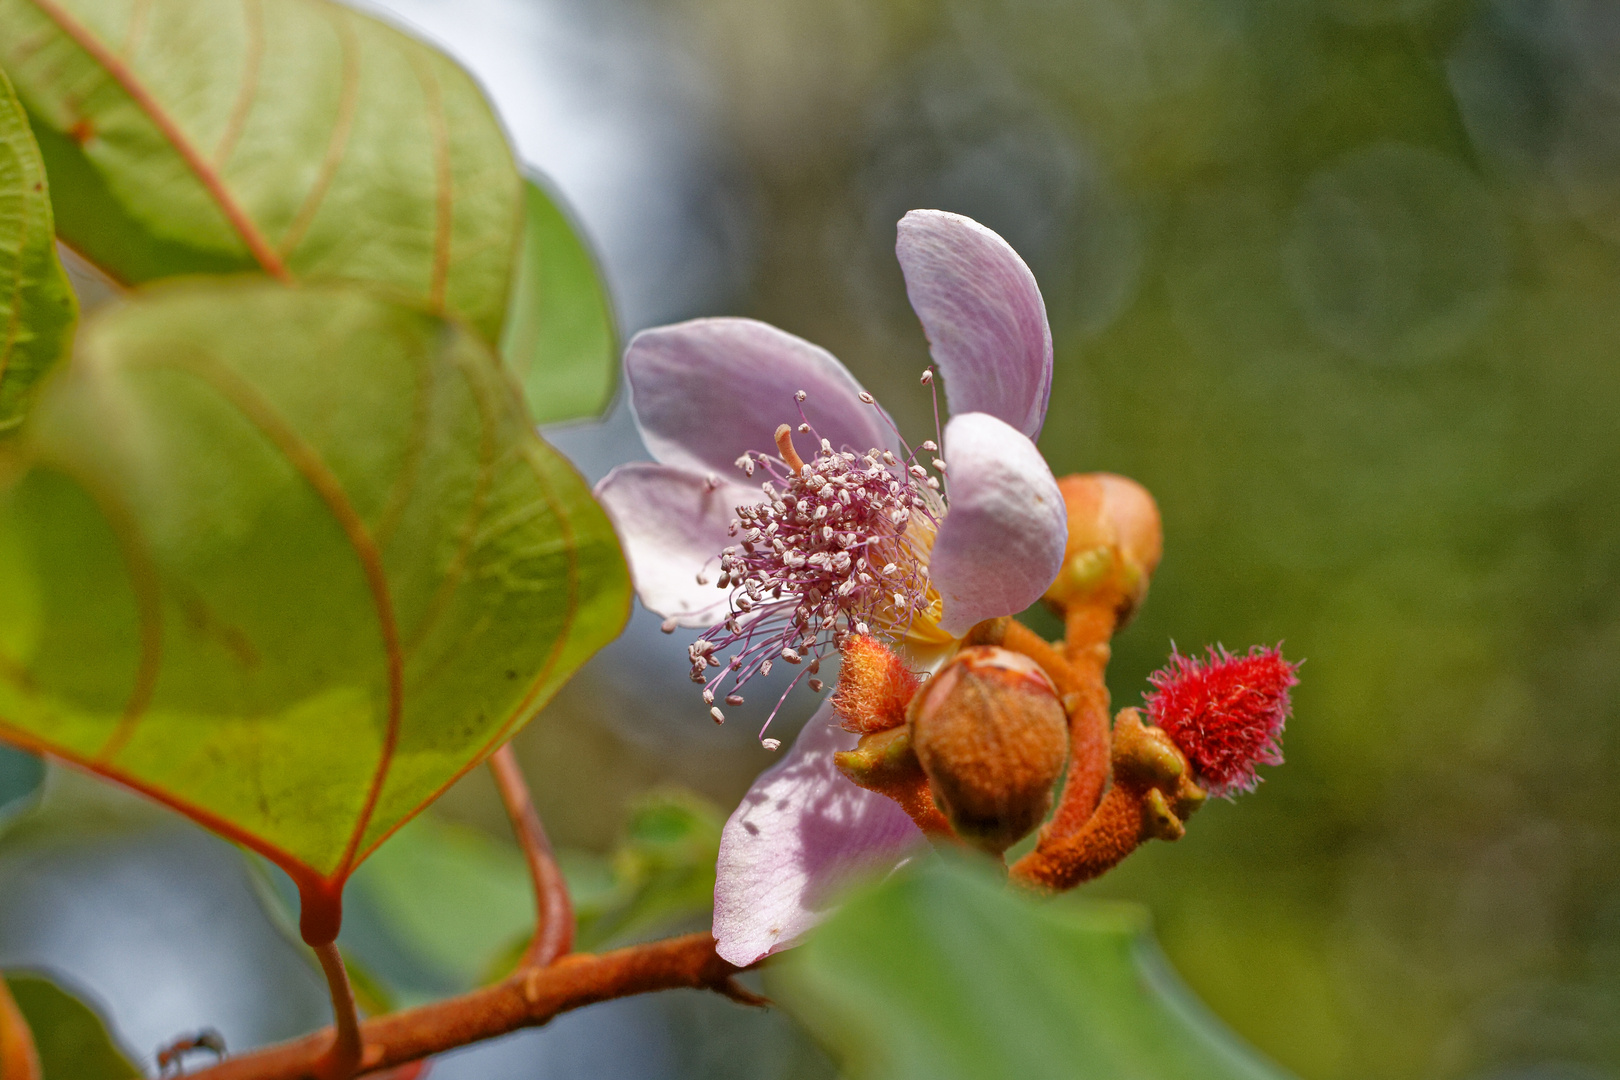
[501,178,618,425]
[771,857,1296,1080]
[4,972,139,1080]
[0,65,76,431]
[0,0,521,342]
[0,280,629,937]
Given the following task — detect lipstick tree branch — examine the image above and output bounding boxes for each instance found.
[185,933,751,1080]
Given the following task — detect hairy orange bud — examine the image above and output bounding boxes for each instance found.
[832,635,921,734]
[907,646,1069,854]
[1043,473,1162,625]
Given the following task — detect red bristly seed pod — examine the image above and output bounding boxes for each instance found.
[1144,644,1300,798]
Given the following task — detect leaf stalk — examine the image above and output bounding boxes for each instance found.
[488,744,574,967]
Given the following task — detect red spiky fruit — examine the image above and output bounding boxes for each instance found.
[1144,645,1299,797]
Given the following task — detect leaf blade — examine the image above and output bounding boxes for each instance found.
[0,64,76,430]
[501,178,619,426]
[0,280,629,910]
[3,973,139,1080]
[771,856,1296,1080]
[0,0,521,341]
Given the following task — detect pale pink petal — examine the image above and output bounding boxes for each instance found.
[713,701,927,965]
[929,412,1067,636]
[627,318,901,478]
[595,463,756,627]
[896,210,1053,439]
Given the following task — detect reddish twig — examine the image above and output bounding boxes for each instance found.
[184,933,744,1080]
[1011,709,1205,891]
[311,942,364,1080]
[488,744,573,967]
[0,976,42,1080]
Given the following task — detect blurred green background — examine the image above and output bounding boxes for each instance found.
[6,0,1620,1077]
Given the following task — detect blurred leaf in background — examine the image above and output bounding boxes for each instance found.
[0,0,521,343]
[503,177,620,426]
[0,281,629,919]
[773,855,1292,1080]
[0,64,75,430]
[4,971,139,1079]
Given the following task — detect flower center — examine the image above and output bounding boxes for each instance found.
[688,422,945,743]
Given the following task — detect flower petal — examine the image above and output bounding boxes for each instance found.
[712,700,927,966]
[595,463,755,627]
[626,318,901,478]
[896,210,1053,439]
[929,412,1067,635]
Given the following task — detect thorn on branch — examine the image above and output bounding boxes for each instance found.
[716,978,771,1008]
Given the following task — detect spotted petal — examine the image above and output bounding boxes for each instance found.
[626,318,901,479]
[896,210,1053,440]
[713,701,926,966]
[595,463,753,627]
[929,412,1067,635]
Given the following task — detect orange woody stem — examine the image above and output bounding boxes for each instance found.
[1010,710,1204,892]
[834,726,954,837]
[182,934,753,1080]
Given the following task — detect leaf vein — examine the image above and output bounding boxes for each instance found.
[26,0,292,280]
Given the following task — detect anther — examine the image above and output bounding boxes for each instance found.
[661,618,678,633]
[775,424,806,474]
[711,707,726,724]
[762,738,782,751]
[920,370,933,385]
[858,391,875,404]
[795,390,808,402]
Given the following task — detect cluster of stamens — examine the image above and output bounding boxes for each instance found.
[677,390,946,748]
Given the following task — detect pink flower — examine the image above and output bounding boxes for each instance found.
[595,210,1067,965]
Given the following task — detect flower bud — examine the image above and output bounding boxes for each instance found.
[1043,473,1162,624]
[907,646,1069,854]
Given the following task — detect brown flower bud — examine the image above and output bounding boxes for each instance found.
[1043,473,1162,624]
[907,646,1069,854]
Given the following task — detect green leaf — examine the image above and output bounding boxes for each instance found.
[501,178,618,425]
[770,857,1296,1080]
[0,0,521,342]
[0,743,45,834]
[575,788,722,950]
[4,972,139,1079]
[0,64,76,431]
[344,814,537,998]
[0,280,630,933]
